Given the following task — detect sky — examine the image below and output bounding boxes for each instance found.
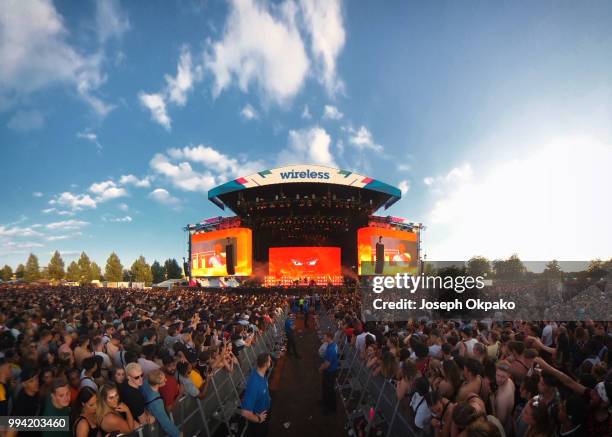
[1,0,611,269]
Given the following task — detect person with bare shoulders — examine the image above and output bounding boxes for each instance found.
[493,360,515,436]
[458,359,488,402]
[97,383,137,435]
[430,390,455,437]
[71,387,98,437]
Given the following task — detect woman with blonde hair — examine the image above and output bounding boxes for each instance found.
[97,383,137,435]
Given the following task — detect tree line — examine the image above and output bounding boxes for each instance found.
[430,255,612,281]
[0,251,184,286]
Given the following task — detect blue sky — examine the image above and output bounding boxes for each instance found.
[1,0,611,269]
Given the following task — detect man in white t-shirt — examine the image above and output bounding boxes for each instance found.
[355,328,375,358]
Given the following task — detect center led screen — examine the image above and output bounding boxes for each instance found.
[268,247,341,278]
[191,228,252,276]
[358,227,418,275]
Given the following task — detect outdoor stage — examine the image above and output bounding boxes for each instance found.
[184,164,423,287]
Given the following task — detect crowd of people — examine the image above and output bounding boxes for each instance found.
[323,291,612,436]
[0,285,286,437]
[0,283,611,437]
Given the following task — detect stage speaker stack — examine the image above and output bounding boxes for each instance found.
[375,241,384,274]
[225,244,235,275]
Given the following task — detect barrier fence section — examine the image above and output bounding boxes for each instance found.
[317,311,419,437]
[120,307,289,437]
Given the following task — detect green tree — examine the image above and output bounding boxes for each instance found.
[164,258,182,279]
[543,260,563,281]
[587,259,608,280]
[493,254,526,279]
[24,253,40,282]
[105,252,123,282]
[467,256,492,277]
[122,269,132,282]
[66,261,80,281]
[15,264,25,279]
[91,262,102,281]
[130,256,152,284]
[47,250,65,280]
[77,252,93,284]
[0,265,12,281]
[151,261,165,284]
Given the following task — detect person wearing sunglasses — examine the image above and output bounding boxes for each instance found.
[119,362,155,426]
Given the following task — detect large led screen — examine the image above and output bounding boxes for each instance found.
[191,228,252,276]
[269,247,341,278]
[358,227,418,275]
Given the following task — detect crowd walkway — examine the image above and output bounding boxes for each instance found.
[268,313,346,437]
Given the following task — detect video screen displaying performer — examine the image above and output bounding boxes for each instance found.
[268,247,341,278]
[358,227,418,275]
[191,228,252,276]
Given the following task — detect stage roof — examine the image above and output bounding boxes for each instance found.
[208,164,401,213]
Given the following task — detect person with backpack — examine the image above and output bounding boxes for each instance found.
[141,369,181,437]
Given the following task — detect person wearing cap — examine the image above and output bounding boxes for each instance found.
[7,367,40,437]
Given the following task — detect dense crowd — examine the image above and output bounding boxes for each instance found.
[0,285,286,437]
[323,291,612,436]
[0,283,611,437]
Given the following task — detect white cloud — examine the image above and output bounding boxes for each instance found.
[77,131,102,149]
[89,180,128,202]
[302,104,312,119]
[138,46,202,129]
[278,126,336,166]
[323,104,343,120]
[398,180,410,195]
[2,241,44,249]
[152,144,264,193]
[46,234,74,241]
[300,0,346,95]
[117,203,129,211]
[46,220,89,231]
[7,110,45,131]
[424,137,612,260]
[138,92,171,130]
[95,0,130,43]
[0,0,113,115]
[49,192,97,211]
[165,46,201,106]
[33,192,43,198]
[0,225,43,238]
[149,188,180,207]
[397,164,411,172]
[107,215,132,223]
[240,103,258,120]
[348,126,383,152]
[205,0,310,105]
[150,154,216,193]
[119,174,151,188]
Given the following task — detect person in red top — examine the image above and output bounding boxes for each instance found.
[158,355,182,411]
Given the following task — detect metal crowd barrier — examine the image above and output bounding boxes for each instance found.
[119,307,289,437]
[317,311,418,437]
